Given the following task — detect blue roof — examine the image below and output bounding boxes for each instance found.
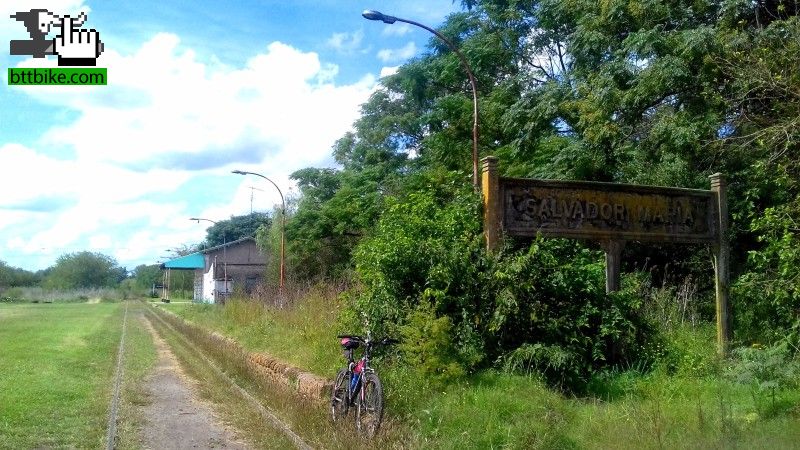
[162,252,204,269]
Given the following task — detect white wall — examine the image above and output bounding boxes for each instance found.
[202,262,215,303]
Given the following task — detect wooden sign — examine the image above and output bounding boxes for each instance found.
[481,156,730,355]
[502,179,716,244]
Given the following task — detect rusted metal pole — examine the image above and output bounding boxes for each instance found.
[233,171,285,295]
[710,173,731,356]
[363,11,480,190]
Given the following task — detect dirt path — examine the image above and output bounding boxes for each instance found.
[140,318,250,449]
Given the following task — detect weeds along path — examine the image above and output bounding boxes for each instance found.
[144,306,312,450]
[105,302,128,450]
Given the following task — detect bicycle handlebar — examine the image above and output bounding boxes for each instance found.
[337,335,398,346]
[337,334,363,341]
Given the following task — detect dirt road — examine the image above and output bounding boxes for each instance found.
[140,318,250,449]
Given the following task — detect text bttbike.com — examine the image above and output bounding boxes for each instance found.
[8,68,107,86]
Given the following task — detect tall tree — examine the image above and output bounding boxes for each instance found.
[44,252,125,289]
[202,212,270,248]
[0,261,39,288]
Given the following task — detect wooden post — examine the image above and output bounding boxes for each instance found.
[482,156,501,253]
[601,240,625,293]
[710,173,731,356]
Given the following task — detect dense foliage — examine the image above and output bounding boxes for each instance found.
[0,260,40,288]
[202,212,271,248]
[338,174,654,387]
[279,0,800,386]
[44,252,126,289]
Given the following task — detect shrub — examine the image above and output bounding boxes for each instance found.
[346,170,659,390]
[489,240,656,387]
[347,173,487,376]
[727,342,800,415]
[399,302,467,384]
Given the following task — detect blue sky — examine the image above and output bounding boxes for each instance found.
[0,0,460,271]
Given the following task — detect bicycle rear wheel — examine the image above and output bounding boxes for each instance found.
[356,373,383,437]
[330,368,350,422]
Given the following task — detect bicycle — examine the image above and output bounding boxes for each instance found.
[330,333,397,437]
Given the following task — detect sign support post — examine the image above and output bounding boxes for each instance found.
[601,240,625,293]
[482,156,502,253]
[710,173,731,355]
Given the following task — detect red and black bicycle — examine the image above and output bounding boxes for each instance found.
[330,333,398,437]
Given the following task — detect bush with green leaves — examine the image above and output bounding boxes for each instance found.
[733,192,800,345]
[345,173,487,381]
[727,342,800,416]
[398,302,467,384]
[489,240,656,387]
[345,172,658,389]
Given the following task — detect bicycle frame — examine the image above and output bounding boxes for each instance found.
[332,333,397,436]
[344,344,375,405]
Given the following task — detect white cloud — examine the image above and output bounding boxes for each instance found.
[326,29,365,54]
[2,33,378,270]
[89,234,112,250]
[0,143,190,208]
[380,66,400,78]
[381,24,412,37]
[376,42,417,63]
[13,35,375,171]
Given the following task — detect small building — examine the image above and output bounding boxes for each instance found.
[160,237,268,303]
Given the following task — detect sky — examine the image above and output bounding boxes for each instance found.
[0,0,461,271]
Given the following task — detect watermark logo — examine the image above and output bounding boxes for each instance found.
[9,9,107,85]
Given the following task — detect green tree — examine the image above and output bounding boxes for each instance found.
[289,0,800,355]
[203,213,270,248]
[725,17,800,343]
[0,261,39,288]
[130,264,161,291]
[44,252,125,289]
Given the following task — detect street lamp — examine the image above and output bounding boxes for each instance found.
[362,9,480,189]
[190,217,228,302]
[232,170,285,294]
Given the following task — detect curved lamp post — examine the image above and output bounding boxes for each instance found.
[190,217,228,302]
[362,9,480,189]
[232,170,285,294]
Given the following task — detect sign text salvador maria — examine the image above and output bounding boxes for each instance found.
[502,178,716,243]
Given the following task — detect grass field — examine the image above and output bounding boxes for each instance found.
[5,298,797,448]
[0,301,155,449]
[163,297,800,449]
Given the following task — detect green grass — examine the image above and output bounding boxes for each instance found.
[0,302,127,448]
[162,293,800,449]
[115,302,158,450]
[162,290,342,376]
[146,304,399,449]
[566,373,800,449]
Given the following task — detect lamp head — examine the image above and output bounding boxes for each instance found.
[362,10,396,24]
[232,170,247,175]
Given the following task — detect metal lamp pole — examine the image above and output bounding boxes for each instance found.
[362,9,480,190]
[232,170,285,294]
[190,217,227,301]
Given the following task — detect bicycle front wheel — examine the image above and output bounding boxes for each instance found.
[331,368,350,422]
[356,373,384,437]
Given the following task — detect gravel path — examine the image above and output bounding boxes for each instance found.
[140,318,250,449]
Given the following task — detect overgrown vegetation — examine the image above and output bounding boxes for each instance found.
[166,289,800,448]
[263,0,800,393]
[223,0,800,444]
[4,0,800,446]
